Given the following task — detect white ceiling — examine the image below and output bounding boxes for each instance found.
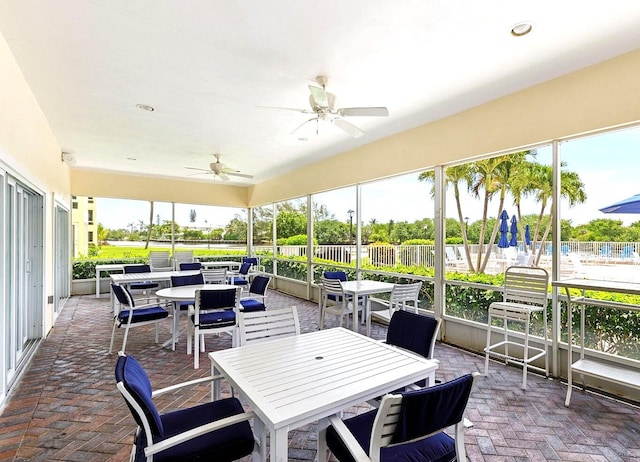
[2,1,640,185]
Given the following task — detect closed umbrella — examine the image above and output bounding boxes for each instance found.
[497,210,509,248]
[599,193,640,214]
[524,224,531,245]
[509,215,518,247]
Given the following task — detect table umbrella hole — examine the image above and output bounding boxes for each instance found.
[315,356,324,360]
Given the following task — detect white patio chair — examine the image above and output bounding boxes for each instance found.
[368,281,422,325]
[148,250,172,272]
[109,283,170,354]
[319,276,364,330]
[188,286,242,369]
[115,352,259,461]
[325,373,478,462]
[173,250,194,270]
[202,267,228,284]
[237,306,300,346]
[484,265,549,389]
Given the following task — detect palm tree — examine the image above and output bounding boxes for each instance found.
[526,164,586,265]
[419,165,475,270]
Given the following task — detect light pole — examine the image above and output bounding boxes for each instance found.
[347,209,354,244]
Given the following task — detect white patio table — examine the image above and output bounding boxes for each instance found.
[95,263,126,298]
[209,327,438,462]
[110,270,201,314]
[340,280,394,335]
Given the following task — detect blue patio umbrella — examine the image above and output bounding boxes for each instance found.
[524,224,531,245]
[599,193,640,214]
[509,215,518,247]
[497,210,509,248]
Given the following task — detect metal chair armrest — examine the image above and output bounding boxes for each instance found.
[327,414,371,462]
[146,411,256,457]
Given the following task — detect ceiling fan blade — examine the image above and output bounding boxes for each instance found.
[339,107,389,117]
[291,117,317,136]
[256,105,313,114]
[308,85,329,108]
[333,117,365,138]
[218,173,230,181]
[185,167,212,173]
[226,171,254,179]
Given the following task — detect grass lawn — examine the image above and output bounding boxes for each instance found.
[92,245,247,260]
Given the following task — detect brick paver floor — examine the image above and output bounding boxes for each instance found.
[1,290,640,461]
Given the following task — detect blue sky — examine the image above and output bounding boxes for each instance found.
[96,126,640,229]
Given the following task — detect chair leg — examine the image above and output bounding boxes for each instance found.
[187,322,193,355]
[194,327,200,369]
[121,324,130,354]
[484,311,492,376]
[543,308,549,378]
[319,299,326,330]
[109,320,117,354]
[523,316,530,390]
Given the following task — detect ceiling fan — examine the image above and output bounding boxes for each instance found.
[258,75,389,138]
[185,154,254,181]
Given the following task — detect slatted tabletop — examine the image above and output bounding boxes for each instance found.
[209,327,438,462]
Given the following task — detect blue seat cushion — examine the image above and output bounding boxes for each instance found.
[192,310,236,328]
[232,277,249,285]
[326,408,456,462]
[239,299,266,312]
[133,397,254,462]
[118,306,169,324]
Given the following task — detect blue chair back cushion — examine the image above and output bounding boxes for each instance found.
[326,409,455,462]
[324,271,347,281]
[386,310,438,359]
[112,284,133,306]
[125,264,152,274]
[124,264,159,290]
[239,262,252,275]
[200,289,237,309]
[115,355,164,437]
[240,299,266,312]
[248,276,270,295]
[171,273,204,287]
[179,262,202,270]
[242,257,258,266]
[393,374,474,443]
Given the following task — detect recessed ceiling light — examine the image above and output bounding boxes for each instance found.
[511,22,533,37]
[136,104,155,112]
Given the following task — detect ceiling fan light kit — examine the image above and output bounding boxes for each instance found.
[185,153,253,181]
[258,75,388,138]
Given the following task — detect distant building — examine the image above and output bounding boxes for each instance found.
[71,196,98,257]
